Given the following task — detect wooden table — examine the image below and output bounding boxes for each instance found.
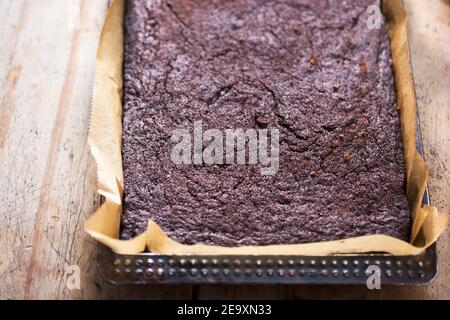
[0,0,448,300]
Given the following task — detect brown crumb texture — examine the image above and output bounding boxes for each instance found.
[121,0,411,245]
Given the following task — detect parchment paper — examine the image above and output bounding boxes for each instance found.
[85,0,448,255]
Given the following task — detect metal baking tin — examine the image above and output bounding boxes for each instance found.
[97,1,437,285]
[98,127,437,285]
[99,244,436,285]
[98,200,437,286]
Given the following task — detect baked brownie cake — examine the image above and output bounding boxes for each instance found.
[121,0,411,245]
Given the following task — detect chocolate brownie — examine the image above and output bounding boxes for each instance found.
[121,0,411,245]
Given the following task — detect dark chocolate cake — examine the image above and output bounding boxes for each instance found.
[121,0,411,245]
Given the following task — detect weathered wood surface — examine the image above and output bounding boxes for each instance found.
[0,0,448,299]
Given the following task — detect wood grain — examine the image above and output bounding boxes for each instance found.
[0,0,448,299]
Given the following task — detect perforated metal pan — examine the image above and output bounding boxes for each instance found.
[98,127,437,286]
[98,197,436,286]
[97,1,437,286]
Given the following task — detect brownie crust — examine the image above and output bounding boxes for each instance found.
[121,0,411,245]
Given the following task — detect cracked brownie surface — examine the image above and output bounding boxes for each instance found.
[121,0,411,245]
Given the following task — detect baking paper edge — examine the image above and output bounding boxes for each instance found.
[85,0,448,255]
